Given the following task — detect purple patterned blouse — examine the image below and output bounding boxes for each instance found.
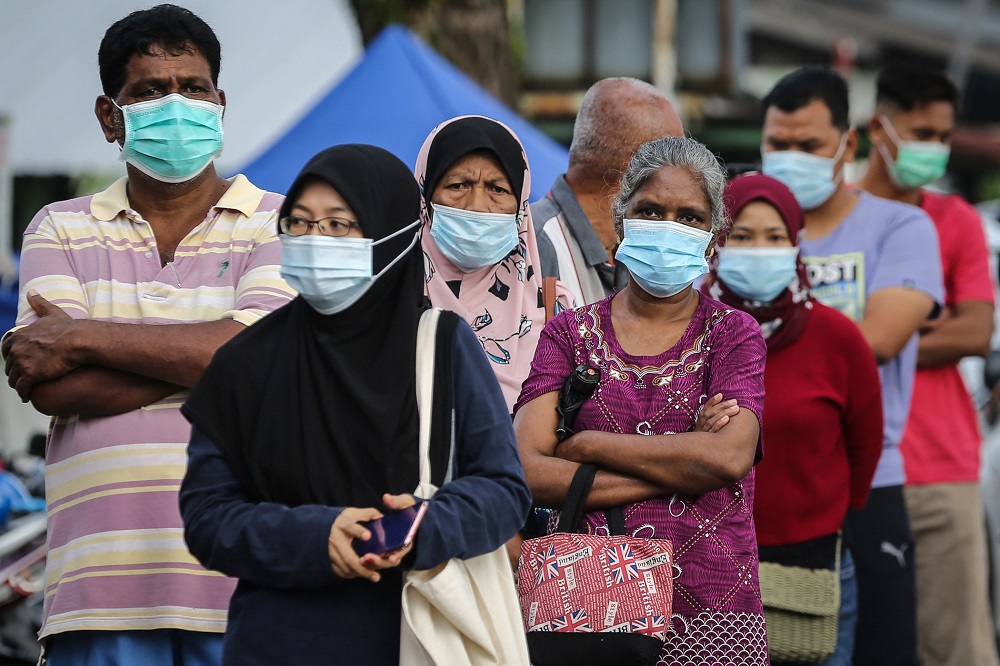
[516,293,770,666]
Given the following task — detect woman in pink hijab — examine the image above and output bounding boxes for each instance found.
[417,115,570,413]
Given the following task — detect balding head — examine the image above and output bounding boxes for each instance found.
[568,78,683,188]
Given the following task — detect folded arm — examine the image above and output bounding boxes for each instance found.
[555,410,760,495]
[515,392,672,511]
[858,287,937,365]
[917,300,993,368]
[4,291,244,404]
[27,366,181,417]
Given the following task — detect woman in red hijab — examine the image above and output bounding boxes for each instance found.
[701,172,884,665]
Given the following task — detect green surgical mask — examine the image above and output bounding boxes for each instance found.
[877,115,950,189]
[114,93,224,183]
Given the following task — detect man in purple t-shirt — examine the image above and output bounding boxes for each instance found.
[761,66,943,666]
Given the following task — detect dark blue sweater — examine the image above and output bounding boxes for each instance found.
[180,323,531,665]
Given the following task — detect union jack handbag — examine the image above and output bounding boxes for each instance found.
[518,464,674,666]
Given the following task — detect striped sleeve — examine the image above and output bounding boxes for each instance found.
[17,210,92,324]
[222,213,295,326]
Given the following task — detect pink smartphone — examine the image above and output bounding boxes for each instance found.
[353,502,428,557]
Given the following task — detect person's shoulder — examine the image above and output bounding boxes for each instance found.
[221,174,284,217]
[857,192,937,247]
[921,190,981,226]
[439,309,470,347]
[857,190,934,231]
[447,314,486,366]
[257,191,285,215]
[556,296,610,325]
[809,300,861,334]
[529,195,561,231]
[216,300,295,359]
[25,194,100,235]
[805,301,873,361]
[699,292,763,335]
[857,190,929,221]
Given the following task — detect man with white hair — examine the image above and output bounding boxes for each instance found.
[532,78,683,305]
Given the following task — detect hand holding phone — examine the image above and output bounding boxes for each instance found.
[353,500,428,558]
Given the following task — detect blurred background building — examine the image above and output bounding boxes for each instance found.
[514,0,1000,198]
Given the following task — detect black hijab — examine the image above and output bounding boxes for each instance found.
[183,144,434,508]
[421,116,526,207]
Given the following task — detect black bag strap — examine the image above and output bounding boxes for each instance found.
[555,464,598,533]
[555,463,627,536]
[605,507,627,536]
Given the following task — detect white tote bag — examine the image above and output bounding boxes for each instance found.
[398,308,530,666]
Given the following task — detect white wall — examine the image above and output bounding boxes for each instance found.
[0,383,48,458]
[0,0,362,176]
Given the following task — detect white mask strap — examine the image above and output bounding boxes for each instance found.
[373,229,420,280]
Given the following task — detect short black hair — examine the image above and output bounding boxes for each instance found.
[876,64,959,112]
[762,66,850,131]
[98,4,221,98]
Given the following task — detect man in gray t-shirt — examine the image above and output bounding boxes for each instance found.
[762,66,942,666]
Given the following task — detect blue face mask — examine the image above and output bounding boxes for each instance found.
[615,219,713,298]
[717,247,799,303]
[429,203,519,271]
[116,93,224,183]
[279,221,420,315]
[761,134,848,210]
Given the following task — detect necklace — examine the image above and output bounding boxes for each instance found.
[577,302,722,436]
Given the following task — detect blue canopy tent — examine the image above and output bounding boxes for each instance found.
[0,285,16,337]
[238,25,568,201]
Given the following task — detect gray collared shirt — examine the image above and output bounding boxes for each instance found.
[531,174,627,305]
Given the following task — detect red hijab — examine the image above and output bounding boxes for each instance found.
[702,172,813,352]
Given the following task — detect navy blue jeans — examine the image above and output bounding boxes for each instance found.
[816,548,858,666]
[46,629,223,666]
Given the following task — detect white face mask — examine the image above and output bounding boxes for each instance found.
[279,220,420,315]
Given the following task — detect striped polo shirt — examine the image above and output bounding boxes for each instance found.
[8,174,295,638]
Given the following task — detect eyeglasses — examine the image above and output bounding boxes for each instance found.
[279,215,362,237]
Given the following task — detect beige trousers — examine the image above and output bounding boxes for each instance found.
[905,482,1000,666]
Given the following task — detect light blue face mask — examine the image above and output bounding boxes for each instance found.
[761,134,848,210]
[429,203,519,271]
[717,246,799,303]
[279,220,420,315]
[615,219,713,298]
[115,93,224,183]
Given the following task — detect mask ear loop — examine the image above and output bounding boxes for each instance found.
[372,218,421,247]
[830,129,851,187]
[371,224,421,281]
[109,98,128,151]
[878,115,904,148]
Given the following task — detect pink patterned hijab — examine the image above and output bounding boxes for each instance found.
[416,115,545,411]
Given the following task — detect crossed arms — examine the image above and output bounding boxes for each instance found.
[2,289,244,417]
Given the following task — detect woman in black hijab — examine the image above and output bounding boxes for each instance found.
[180,145,530,666]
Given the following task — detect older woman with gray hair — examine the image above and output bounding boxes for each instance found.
[514,136,769,664]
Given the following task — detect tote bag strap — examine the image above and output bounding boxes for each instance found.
[415,308,441,492]
[555,464,628,536]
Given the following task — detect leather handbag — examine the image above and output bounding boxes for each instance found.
[399,308,530,666]
[518,464,673,666]
[758,534,842,663]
